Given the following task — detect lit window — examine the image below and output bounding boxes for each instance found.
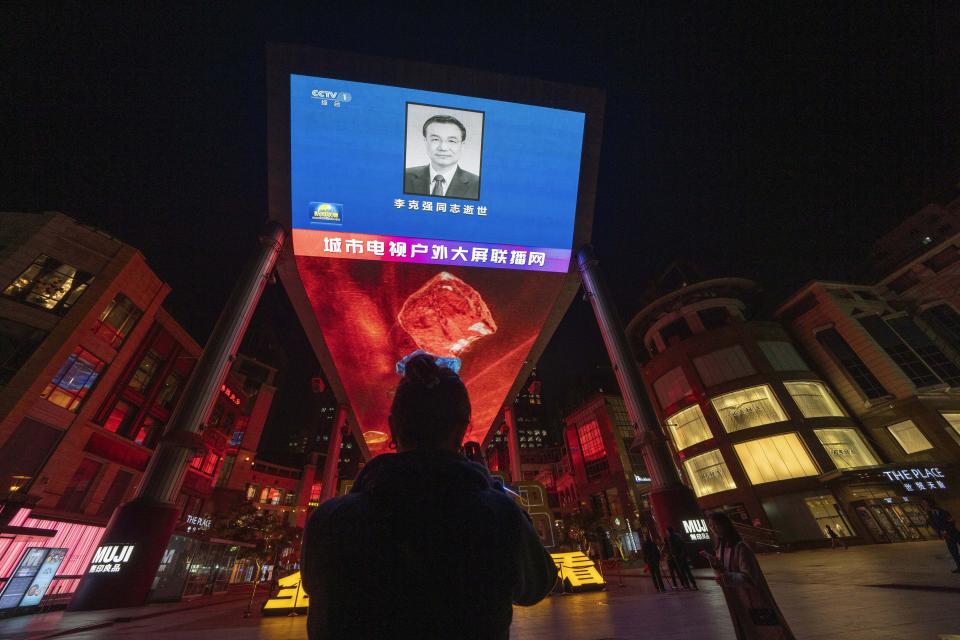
[942,412,960,438]
[710,385,787,433]
[814,428,879,469]
[576,420,609,480]
[886,420,933,454]
[804,495,853,538]
[128,351,163,393]
[154,372,184,410]
[682,449,737,497]
[41,347,106,412]
[92,294,142,348]
[103,400,137,435]
[269,488,283,505]
[246,484,259,501]
[734,433,819,485]
[784,381,844,418]
[2,254,94,316]
[308,482,321,506]
[664,404,712,450]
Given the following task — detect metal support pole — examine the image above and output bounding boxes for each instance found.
[576,245,702,536]
[137,221,286,503]
[319,406,348,502]
[504,406,522,484]
[69,222,285,611]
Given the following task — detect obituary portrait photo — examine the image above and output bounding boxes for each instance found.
[404,103,483,201]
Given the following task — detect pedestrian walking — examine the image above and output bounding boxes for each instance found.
[701,512,795,640]
[660,539,682,590]
[920,497,960,573]
[666,526,698,590]
[641,535,666,593]
[300,354,556,639]
[825,525,847,550]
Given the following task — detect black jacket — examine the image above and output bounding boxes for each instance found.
[300,450,556,639]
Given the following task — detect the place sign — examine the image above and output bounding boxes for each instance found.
[185,515,212,532]
[882,466,946,493]
[87,544,134,574]
[682,518,710,541]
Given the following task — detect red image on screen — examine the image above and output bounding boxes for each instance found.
[295,256,567,454]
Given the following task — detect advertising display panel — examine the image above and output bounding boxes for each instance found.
[270,47,602,454]
[0,547,67,609]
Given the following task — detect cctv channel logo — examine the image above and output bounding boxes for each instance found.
[311,89,352,106]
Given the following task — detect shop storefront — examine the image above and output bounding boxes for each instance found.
[0,509,105,614]
[148,535,246,602]
[823,464,955,544]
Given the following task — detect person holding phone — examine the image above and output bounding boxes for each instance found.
[700,512,795,640]
[300,354,556,640]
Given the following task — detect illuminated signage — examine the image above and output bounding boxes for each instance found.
[220,384,241,405]
[633,474,651,483]
[550,552,606,592]
[882,466,946,493]
[185,515,212,532]
[0,548,67,609]
[87,544,135,574]
[262,571,309,615]
[682,518,710,541]
[286,72,589,450]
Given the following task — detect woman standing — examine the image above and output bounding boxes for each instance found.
[700,512,795,640]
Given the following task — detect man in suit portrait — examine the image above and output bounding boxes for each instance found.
[404,114,480,199]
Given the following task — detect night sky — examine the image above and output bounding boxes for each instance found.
[4,3,960,457]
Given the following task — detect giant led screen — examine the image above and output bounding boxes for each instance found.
[288,72,586,453]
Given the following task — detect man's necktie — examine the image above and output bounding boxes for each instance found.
[432,175,445,196]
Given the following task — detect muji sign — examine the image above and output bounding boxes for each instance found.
[87,544,135,574]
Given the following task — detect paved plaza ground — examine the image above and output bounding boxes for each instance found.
[0,541,958,639]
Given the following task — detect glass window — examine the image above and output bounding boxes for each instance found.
[804,495,853,538]
[0,319,46,387]
[943,412,960,438]
[577,420,609,480]
[814,428,880,469]
[694,346,756,388]
[103,399,137,435]
[697,306,730,330]
[57,458,103,512]
[920,304,960,353]
[659,317,692,346]
[816,328,889,399]
[924,245,959,272]
[886,316,960,385]
[759,341,808,372]
[859,315,941,388]
[784,381,844,418]
[886,420,934,454]
[201,452,219,475]
[128,350,163,393]
[887,271,920,294]
[734,433,819,485]
[308,482,321,506]
[92,294,142,348]
[710,385,788,433]
[682,449,737,497]
[664,404,712,450]
[245,484,259,501]
[154,371,184,410]
[2,254,94,315]
[40,347,106,412]
[283,492,297,506]
[268,488,283,505]
[653,366,694,411]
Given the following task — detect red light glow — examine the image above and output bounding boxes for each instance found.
[295,257,566,452]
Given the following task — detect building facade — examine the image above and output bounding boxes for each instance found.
[558,393,648,558]
[0,213,306,608]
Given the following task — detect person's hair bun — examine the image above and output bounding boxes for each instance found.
[404,354,442,389]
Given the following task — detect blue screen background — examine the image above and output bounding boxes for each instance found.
[290,74,585,250]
